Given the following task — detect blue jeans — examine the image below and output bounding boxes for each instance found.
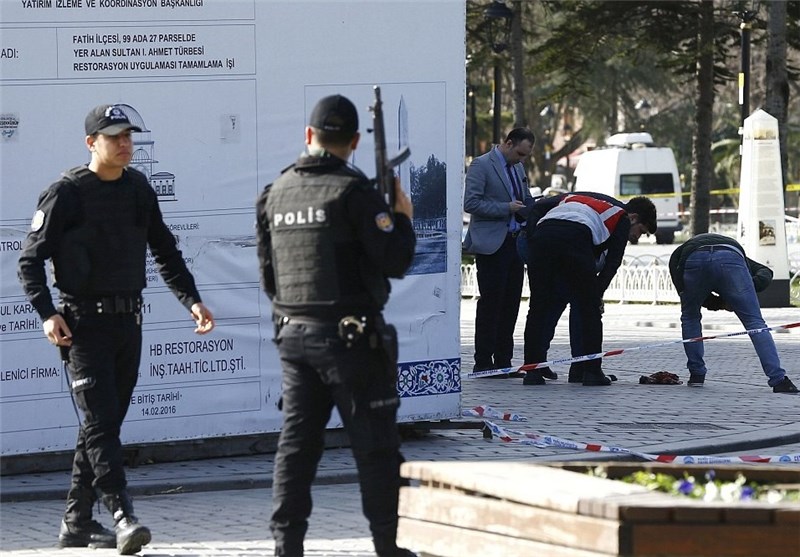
[680,248,785,386]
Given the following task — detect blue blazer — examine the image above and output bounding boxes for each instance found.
[463,146,532,255]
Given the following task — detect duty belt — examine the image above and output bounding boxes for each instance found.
[275,313,383,348]
[69,296,142,315]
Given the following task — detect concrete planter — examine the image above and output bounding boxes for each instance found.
[397,461,800,557]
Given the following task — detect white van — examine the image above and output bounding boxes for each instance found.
[573,132,684,244]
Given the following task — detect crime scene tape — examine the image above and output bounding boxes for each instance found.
[462,404,527,422]
[482,419,800,464]
[466,321,800,379]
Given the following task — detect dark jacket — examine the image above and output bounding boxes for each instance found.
[524,191,631,294]
[668,233,773,307]
[18,166,202,320]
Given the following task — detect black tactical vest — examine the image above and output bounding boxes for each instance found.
[265,158,387,317]
[53,166,152,296]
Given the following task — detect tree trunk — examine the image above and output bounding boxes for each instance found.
[511,0,527,128]
[690,0,714,236]
[764,0,789,189]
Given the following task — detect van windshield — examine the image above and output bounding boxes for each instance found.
[620,173,675,196]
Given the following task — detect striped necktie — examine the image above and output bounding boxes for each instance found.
[506,165,522,201]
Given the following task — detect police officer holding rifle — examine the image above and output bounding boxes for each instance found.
[256,92,417,556]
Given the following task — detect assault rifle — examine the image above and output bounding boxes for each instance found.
[369,86,410,211]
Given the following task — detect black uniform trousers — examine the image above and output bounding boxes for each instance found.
[524,221,603,373]
[63,305,141,501]
[473,232,525,369]
[270,318,404,557]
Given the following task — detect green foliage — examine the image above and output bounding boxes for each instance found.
[711,137,742,193]
[410,155,447,220]
[466,0,800,192]
[530,1,740,135]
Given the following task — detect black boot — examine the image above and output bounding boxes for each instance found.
[58,485,116,548]
[378,549,418,557]
[101,490,152,555]
[376,545,419,557]
[582,369,612,386]
[374,531,419,557]
[567,365,583,383]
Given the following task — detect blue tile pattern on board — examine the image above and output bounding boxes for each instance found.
[398,358,461,397]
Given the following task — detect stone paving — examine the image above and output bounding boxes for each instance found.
[1,301,799,556]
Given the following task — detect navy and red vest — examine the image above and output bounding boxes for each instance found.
[538,194,626,245]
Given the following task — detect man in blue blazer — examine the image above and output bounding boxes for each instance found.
[463,128,536,376]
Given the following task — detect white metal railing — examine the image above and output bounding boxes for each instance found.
[460,263,480,299]
[602,256,680,303]
[461,251,800,305]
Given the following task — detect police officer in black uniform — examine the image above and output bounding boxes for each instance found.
[256,95,417,557]
[18,104,216,555]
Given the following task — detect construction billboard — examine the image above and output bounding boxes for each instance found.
[0,0,465,456]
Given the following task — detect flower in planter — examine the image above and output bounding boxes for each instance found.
[676,478,695,496]
[588,466,799,503]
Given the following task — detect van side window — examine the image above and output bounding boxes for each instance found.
[620,173,675,196]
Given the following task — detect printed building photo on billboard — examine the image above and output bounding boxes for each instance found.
[306,82,448,275]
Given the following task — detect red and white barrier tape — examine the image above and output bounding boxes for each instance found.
[466,321,800,379]
[482,418,800,464]
[462,404,527,422]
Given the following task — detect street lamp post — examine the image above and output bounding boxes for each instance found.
[634,98,652,131]
[492,63,503,145]
[539,104,555,184]
[734,2,759,151]
[467,85,477,159]
[484,1,513,145]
